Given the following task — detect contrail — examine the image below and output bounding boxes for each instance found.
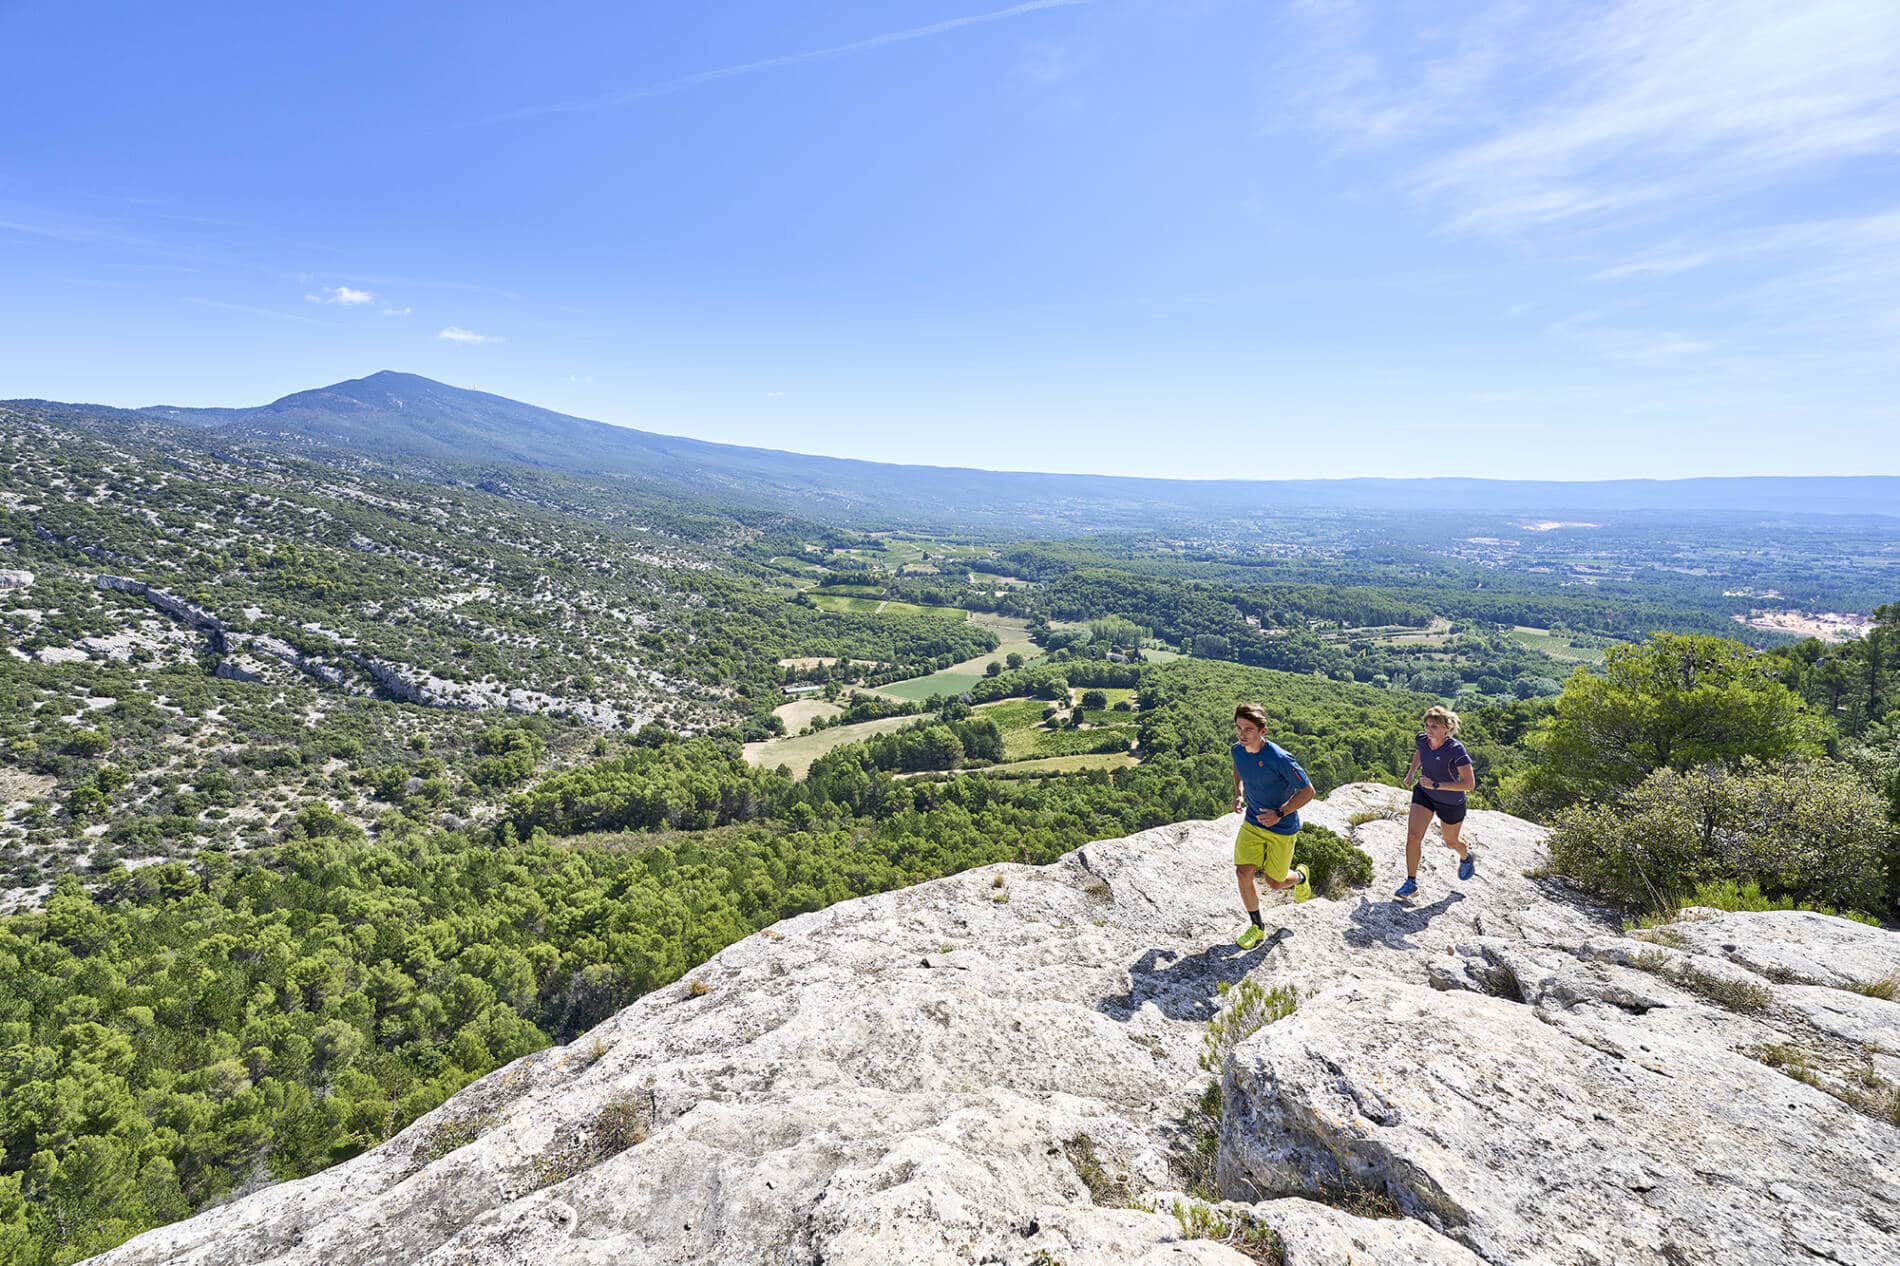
[500,0,1094,120]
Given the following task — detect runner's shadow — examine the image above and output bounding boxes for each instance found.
[1344,890,1465,951]
[1098,928,1293,1023]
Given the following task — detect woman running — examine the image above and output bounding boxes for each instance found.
[1395,705,1476,898]
[1230,703,1313,947]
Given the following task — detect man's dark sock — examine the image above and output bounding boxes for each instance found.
[1248,909,1264,928]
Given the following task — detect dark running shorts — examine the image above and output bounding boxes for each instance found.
[1411,784,1468,824]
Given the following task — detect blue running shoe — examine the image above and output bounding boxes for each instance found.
[1458,852,1476,881]
[1394,876,1418,898]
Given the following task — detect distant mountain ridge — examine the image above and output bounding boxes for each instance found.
[12,371,1899,526]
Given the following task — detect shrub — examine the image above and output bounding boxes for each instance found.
[1548,760,1890,916]
[1199,979,1297,1077]
[1291,824,1373,897]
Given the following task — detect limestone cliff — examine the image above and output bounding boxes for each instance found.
[87,786,1900,1266]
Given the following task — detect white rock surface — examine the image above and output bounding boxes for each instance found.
[86,786,1899,1266]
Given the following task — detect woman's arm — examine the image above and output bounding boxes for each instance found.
[1424,762,1476,794]
[1403,753,1421,785]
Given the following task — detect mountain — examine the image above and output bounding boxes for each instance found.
[13,371,1900,529]
[84,785,1900,1266]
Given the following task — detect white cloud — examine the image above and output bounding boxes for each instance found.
[305,284,376,305]
[381,306,413,316]
[438,326,502,345]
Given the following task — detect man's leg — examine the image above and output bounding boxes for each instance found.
[1258,828,1304,894]
[1234,823,1271,946]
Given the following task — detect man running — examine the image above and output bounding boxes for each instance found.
[1395,705,1477,897]
[1230,703,1313,948]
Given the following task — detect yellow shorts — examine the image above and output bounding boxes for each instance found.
[1234,821,1297,882]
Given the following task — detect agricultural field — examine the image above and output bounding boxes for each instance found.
[978,752,1138,777]
[978,694,1139,763]
[878,600,967,619]
[742,710,936,778]
[771,697,843,731]
[872,614,1044,701]
[806,593,886,615]
[1508,626,1608,665]
[806,590,967,619]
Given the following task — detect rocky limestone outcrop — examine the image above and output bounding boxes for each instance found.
[86,785,1899,1266]
[0,568,32,589]
[94,574,227,653]
[237,633,350,688]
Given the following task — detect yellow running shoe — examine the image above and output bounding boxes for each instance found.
[1236,923,1265,949]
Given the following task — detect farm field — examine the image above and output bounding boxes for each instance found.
[1509,626,1608,664]
[879,599,967,618]
[806,592,885,614]
[771,697,843,731]
[978,752,1138,777]
[872,614,1043,701]
[742,711,936,778]
[978,695,1138,762]
[806,591,967,619]
[1342,617,1454,647]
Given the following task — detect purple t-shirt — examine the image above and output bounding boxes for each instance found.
[1416,733,1471,801]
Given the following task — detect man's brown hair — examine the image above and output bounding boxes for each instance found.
[1234,703,1268,729]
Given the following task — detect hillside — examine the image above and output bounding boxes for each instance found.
[84,785,1900,1266]
[14,372,1900,531]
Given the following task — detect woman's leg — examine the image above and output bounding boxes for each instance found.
[1441,816,1468,859]
[1405,803,1433,876]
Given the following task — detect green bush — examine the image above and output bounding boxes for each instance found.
[1549,760,1890,916]
[1292,823,1373,897]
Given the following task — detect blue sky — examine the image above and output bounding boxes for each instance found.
[3,0,1896,479]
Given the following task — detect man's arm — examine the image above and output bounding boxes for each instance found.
[1232,766,1245,814]
[1255,765,1315,827]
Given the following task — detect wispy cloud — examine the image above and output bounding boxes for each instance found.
[438,326,502,345]
[305,284,376,305]
[1285,1,1900,235]
[500,0,1093,120]
[1278,1,1900,383]
[381,305,413,317]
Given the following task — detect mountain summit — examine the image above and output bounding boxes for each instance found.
[85,786,1900,1266]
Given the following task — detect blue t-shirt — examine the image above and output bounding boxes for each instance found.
[1232,741,1310,835]
[1416,733,1472,802]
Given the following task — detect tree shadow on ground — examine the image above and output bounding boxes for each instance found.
[1098,927,1294,1023]
[1344,890,1466,950]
